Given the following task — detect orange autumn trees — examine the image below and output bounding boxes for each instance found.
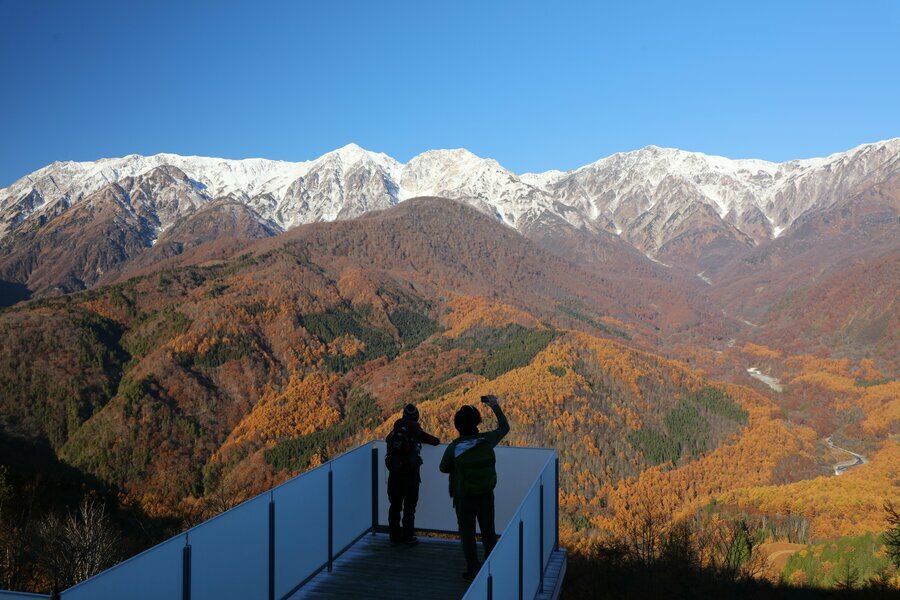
[216,371,342,460]
[357,330,792,545]
[734,344,898,441]
[580,390,821,546]
[723,441,900,539]
[441,295,542,337]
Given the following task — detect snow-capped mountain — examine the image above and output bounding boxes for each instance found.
[0,138,898,297]
[4,139,898,246]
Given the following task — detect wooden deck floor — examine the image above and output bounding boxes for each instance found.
[289,534,473,600]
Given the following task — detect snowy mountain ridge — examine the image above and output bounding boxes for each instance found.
[2,138,898,256]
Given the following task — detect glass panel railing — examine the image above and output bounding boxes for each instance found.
[374,442,555,536]
[61,534,185,600]
[54,442,556,599]
[521,481,542,599]
[487,513,520,600]
[461,567,489,600]
[460,450,556,600]
[189,494,269,600]
[376,442,458,532]
[331,444,374,554]
[491,447,553,536]
[542,462,556,571]
[272,463,329,599]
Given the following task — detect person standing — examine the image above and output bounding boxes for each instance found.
[439,394,510,580]
[385,403,440,545]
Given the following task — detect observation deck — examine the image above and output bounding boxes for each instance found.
[1,443,565,600]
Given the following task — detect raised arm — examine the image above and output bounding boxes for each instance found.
[482,397,510,447]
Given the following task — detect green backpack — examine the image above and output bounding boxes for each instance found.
[453,439,497,496]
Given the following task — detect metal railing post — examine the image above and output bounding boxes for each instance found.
[554,457,560,551]
[539,483,545,593]
[371,445,378,534]
[268,496,275,600]
[182,535,191,600]
[327,467,334,572]
[518,519,524,600]
[487,573,493,600]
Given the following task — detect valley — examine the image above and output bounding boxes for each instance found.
[0,142,897,595]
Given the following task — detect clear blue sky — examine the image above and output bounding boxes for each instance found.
[2,0,899,186]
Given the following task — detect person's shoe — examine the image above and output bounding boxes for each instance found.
[401,536,419,546]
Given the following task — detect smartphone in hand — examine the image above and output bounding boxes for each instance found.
[480,394,497,404]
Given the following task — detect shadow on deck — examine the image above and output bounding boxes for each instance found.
[290,534,471,599]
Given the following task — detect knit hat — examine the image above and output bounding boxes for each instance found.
[403,403,420,421]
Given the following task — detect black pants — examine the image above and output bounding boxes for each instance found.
[455,491,497,573]
[387,469,420,542]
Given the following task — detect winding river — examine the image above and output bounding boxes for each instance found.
[826,435,868,476]
[744,368,867,476]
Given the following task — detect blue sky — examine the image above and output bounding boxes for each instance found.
[1,0,898,186]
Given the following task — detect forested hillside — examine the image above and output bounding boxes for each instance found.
[0,199,896,594]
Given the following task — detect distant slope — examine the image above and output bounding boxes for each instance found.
[0,199,737,511]
[710,172,899,362]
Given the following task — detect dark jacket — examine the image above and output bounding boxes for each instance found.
[439,404,510,497]
[385,418,440,473]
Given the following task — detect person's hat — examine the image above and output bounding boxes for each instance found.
[403,403,420,421]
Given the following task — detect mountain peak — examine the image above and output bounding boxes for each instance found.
[330,142,368,159]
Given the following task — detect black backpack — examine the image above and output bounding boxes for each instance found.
[386,423,420,472]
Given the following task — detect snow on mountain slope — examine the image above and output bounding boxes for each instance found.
[2,138,898,260]
[398,149,556,226]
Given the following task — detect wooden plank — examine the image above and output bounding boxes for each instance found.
[290,534,472,600]
[290,534,567,600]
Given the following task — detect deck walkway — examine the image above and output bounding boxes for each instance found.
[289,533,473,599]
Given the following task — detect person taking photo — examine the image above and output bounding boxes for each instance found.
[439,394,510,580]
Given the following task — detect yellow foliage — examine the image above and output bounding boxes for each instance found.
[442,295,542,337]
[596,413,819,532]
[329,335,366,358]
[724,440,900,539]
[742,343,783,361]
[217,371,342,458]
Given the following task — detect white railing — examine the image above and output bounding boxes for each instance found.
[59,443,374,600]
[24,442,559,600]
[457,450,557,600]
[0,592,50,600]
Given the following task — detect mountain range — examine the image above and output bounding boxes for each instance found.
[2,138,898,300]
